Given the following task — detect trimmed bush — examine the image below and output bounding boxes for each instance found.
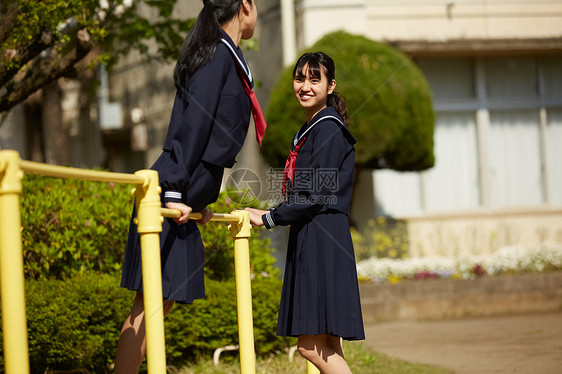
[164,275,291,365]
[264,31,435,171]
[21,173,133,279]
[0,271,288,372]
[20,174,277,281]
[0,272,132,373]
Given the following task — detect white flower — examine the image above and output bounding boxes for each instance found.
[357,243,562,281]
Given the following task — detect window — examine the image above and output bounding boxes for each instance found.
[374,55,562,216]
[546,109,562,205]
[488,110,543,206]
[485,57,538,99]
[424,112,479,211]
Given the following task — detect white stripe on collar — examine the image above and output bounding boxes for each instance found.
[221,38,252,82]
[294,115,345,147]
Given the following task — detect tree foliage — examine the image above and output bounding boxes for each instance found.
[264,31,435,171]
[0,0,194,113]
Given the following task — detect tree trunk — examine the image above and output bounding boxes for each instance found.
[41,81,67,165]
[350,167,377,229]
[23,92,44,162]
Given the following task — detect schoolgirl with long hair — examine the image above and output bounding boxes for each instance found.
[114,1,265,372]
[246,52,364,374]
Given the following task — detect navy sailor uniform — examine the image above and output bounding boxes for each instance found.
[263,106,365,340]
[121,30,253,304]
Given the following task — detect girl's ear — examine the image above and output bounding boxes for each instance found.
[328,80,336,94]
[240,0,251,16]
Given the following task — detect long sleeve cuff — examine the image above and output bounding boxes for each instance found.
[164,191,182,203]
[262,211,276,230]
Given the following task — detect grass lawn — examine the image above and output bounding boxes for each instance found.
[165,341,454,374]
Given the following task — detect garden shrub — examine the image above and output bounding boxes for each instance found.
[21,173,277,281]
[264,30,434,171]
[164,275,291,365]
[21,173,133,279]
[0,272,287,372]
[0,272,133,373]
[351,216,409,261]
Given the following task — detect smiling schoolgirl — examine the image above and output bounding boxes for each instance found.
[246,52,364,374]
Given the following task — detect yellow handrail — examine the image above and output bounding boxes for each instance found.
[161,208,241,223]
[0,150,257,374]
[228,210,256,374]
[307,361,320,373]
[132,169,167,373]
[20,160,145,185]
[0,151,30,374]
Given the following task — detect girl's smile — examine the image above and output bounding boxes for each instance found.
[293,64,336,122]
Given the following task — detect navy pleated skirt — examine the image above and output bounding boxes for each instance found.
[277,212,365,340]
[120,152,223,304]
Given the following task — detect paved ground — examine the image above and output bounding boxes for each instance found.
[363,312,562,374]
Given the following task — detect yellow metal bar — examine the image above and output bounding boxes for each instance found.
[160,208,240,222]
[20,159,145,185]
[133,170,166,374]
[307,361,320,373]
[0,151,30,374]
[228,210,255,374]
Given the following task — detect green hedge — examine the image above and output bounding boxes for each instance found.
[165,275,291,364]
[264,31,435,171]
[0,272,288,373]
[21,173,133,279]
[20,174,278,281]
[0,273,132,373]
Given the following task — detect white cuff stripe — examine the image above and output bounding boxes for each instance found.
[164,191,182,199]
[266,211,275,228]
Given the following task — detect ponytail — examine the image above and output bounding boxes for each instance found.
[328,92,349,126]
[174,0,246,91]
[293,51,349,126]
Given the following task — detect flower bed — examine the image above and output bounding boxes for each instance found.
[357,242,562,282]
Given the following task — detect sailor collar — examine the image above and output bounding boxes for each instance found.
[293,107,355,147]
[220,31,253,87]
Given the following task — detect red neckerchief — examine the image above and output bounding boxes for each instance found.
[234,66,267,150]
[281,114,346,200]
[282,135,308,200]
[222,38,267,150]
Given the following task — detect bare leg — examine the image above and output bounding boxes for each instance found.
[297,334,352,374]
[114,292,174,374]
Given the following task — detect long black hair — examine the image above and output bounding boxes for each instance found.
[292,52,349,126]
[173,0,250,90]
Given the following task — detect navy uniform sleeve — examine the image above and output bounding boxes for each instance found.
[262,121,346,228]
[160,51,230,203]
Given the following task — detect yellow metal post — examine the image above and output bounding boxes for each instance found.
[228,211,256,374]
[0,150,30,374]
[307,361,320,373]
[133,170,166,374]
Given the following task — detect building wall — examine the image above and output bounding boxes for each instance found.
[295,0,562,46]
[364,0,562,41]
[106,1,204,173]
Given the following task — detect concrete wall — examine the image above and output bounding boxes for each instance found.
[403,208,562,257]
[295,0,562,47]
[365,1,562,42]
[359,272,562,323]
